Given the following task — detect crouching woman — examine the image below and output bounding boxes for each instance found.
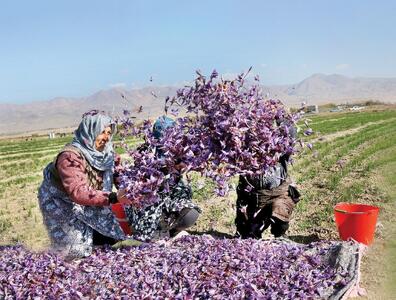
[125,116,201,241]
[235,153,300,239]
[38,112,131,259]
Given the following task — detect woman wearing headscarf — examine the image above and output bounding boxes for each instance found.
[38,111,131,259]
[125,116,201,241]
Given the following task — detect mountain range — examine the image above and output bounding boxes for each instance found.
[1,73,396,135]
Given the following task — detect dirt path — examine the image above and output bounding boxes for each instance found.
[360,163,396,299]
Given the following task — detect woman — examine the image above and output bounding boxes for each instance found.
[38,112,131,259]
[235,154,300,239]
[125,116,201,241]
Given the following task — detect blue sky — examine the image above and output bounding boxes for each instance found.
[1,0,395,103]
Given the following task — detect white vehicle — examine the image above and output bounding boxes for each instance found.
[349,106,365,111]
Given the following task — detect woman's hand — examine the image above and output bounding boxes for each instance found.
[117,189,133,205]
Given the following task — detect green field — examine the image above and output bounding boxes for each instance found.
[0,105,395,298]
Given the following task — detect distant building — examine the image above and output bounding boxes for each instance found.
[329,105,344,112]
[305,105,319,114]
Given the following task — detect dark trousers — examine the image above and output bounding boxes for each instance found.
[169,208,200,237]
[235,202,289,239]
[92,230,117,246]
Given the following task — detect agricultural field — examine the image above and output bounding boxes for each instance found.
[0,105,395,298]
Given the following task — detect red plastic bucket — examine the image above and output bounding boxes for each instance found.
[334,202,379,245]
[111,203,132,236]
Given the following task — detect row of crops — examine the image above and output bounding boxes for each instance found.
[0,136,69,248]
[289,109,396,239]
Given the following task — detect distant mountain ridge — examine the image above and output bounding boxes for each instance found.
[1,74,396,135]
[0,86,179,135]
[278,74,396,103]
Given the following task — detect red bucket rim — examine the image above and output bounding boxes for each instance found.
[334,202,379,214]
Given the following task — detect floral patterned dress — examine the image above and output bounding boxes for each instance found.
[38,149,125,259]
[125,179,201,241]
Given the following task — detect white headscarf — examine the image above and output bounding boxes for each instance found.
[71,113,116,192]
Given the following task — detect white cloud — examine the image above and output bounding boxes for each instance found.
[260,63,268,68]
[109,82,127,88]
[336,64,350,70]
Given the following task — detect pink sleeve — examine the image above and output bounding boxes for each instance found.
[56,151,110,206]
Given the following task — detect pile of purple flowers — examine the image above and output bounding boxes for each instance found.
[117,70,302,208]
[0,236,350,299]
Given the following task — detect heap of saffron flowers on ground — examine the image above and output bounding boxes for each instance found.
[0,236,354,299]
[117,70,311,208]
